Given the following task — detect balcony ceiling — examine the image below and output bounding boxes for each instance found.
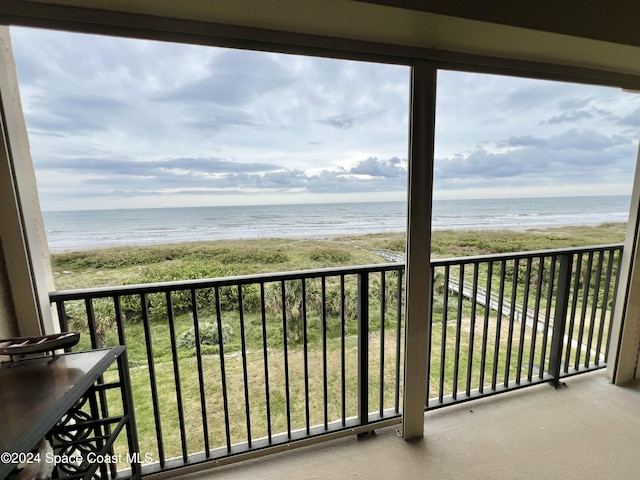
[6,0,640,79]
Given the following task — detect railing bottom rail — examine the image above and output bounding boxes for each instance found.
[426,364,607,412]
[137,414,402,478]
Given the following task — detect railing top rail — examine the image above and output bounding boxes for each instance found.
[49,261,406,301]
[49,243,623,302]
[431,243,623,267]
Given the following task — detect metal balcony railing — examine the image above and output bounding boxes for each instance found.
[427,244,623,408]
[49,243,622,477]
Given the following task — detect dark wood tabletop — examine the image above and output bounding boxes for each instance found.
[0,347,124,479]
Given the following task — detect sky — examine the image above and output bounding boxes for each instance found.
[10,27,640,211]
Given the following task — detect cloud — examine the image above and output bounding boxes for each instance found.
[38,156,282,177]
[36,155,408,198]
[499,83,574,112]
[318,114,358,130]
[557,97,593,110]
[435,128,635,190]
[24,95,128,134]
[305,168,406,194]
[500,129,630,152]
[542,110,593,124]
[500,135,547,148]
[350,157,406,177]
[545,129,631,151]
[317,109,386,131]
[618,107,640,127]
[161,50,294,106]
[185,111,258,132]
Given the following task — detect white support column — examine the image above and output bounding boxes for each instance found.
[0,26,58,336]
[608,142,640,384]
[402,60,436,439]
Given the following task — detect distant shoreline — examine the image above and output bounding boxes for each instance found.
[43,197,631,253]
[47,221,627,254]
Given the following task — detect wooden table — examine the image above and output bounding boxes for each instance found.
[0,347,140,479]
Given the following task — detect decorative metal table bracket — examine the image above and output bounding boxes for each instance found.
[0,346,141,480]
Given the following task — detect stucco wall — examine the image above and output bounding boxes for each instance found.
[0,237,18,338]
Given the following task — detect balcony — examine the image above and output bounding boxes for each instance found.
[186,370,640,480]
[49,243,623,478]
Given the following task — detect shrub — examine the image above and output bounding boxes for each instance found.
[369,271,401,309]
[52,246,181,270]
[121,263,261,322]
[66,298,115,348]
[177,321,233,349]
[309,248,352,264]
[264,279,323,344]
[217,248,288,264]
[325,283,358,322]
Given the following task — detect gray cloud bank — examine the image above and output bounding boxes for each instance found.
[38,156,409,197]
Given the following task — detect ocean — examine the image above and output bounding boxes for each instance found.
[43,195,631,252]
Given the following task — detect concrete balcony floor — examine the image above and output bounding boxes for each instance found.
[183,371,640,480]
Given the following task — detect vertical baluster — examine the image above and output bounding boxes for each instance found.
[113,295,126,347]
[586,252,605,367]
[516,258,532,384]
[214,287,231,453]
[358,272,369,426]
[395,268,403,414]
[479,261,493,393]
[466,263,479,396]
[379,271,386,416]
[140,293,164,467]
[596,250,615,365]
[57,301,74,354]
[57,301,69,333]
[453,264,464,400]
[340,275,346,426]
[87,297,112,477]
[528,258,545,382]
[321,276,329,429]
[281,280,292,437]
[190,289,209,456]
[118,347,141,478]
[85,298,98,349]
[166,291,187,462]
[237,284,251,447]
[301,279,310,434]
[564,254,583,373]
[605,249,623,361]
[109,296,126,477]
[439,265,450,403]
[259,283,272,443]
[548,255,572,386]
[504,259,519,387]
[575,253,594,371]
[539,256,556,379]
[492,260,506,390]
